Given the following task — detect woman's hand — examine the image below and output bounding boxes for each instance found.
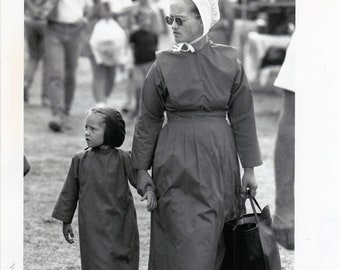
[62,222,74,244]
[136,169,156,196]
[241,167,258,197]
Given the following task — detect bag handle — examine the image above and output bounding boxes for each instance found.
[248,195,262,224]
[233,192,263,229]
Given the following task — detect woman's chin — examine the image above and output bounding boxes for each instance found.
[174,37,181,43]
[173,34,184,43]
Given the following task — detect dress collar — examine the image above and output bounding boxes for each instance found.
[90,145,115,154]
[171,36,209,53]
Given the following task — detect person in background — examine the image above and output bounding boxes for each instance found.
[272,32,295,251]
[208,0,234,45]
[131,0,262,268]
[46,0,92,132]
[52,107,157,269]
[87,0,128,107]
[24,0,57,105]
[119,0,163,114]
[129,9,158,116]
[131,0,165,35]
[80,0,134,108]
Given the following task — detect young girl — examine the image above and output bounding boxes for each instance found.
[52,107,157,270]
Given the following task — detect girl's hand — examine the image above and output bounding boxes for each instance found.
[141,190,158,211]
[62,222,74,244]
[241,167,258,197]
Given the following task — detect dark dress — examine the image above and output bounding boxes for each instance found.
[132,40,262,270]
[52,147,139,270]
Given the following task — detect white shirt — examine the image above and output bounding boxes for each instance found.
[105,0,133,13]
[56,0,91,23]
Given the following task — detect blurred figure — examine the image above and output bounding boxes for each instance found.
[208,0,234,45]
[46,0,91,132]
[129,9,158,116]
[24,0,57,105]
[134,0,165,35]
[273,33,295,250]
[150,0,169,36]
[88,0,128,107]
[81,0,133,107]
[119,0,162,113]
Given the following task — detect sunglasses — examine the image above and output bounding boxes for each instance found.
[165,15,199,26]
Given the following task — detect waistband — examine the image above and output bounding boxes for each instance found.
[47,20,82,28]
[167,110,227,122]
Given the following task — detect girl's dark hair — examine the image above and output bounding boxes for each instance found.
[90,107,126,148]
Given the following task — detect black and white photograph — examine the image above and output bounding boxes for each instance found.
[1,0,340,269]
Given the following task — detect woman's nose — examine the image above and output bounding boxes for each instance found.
[171,22,179,29]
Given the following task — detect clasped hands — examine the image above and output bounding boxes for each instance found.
[137,169,157,211]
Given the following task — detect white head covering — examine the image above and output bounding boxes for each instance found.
[191,0,220,37]
[171,0,220,52]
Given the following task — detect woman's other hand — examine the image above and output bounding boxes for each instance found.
[241,167,258,197]
[62,222,74,244]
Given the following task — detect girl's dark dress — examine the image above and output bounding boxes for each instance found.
[52,148,139,270]
[132,41,262,270]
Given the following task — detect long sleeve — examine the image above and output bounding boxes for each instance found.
[228,60,263,168]
[132,61,166,169]
[120,150,137,189]
[52,156,80,224]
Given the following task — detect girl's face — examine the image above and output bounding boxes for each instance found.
[169,0,203,43]
[84,113,105,148]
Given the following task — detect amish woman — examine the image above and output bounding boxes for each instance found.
[132,0,263,269]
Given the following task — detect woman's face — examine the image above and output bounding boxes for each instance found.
[169,0,203,43]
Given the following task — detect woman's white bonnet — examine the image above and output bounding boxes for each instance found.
[191,0,220,36]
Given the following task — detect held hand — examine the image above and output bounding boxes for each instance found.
[241,167,258,197]
[141,191,158,211]
[62,222,75,244]
[136,170,155,196]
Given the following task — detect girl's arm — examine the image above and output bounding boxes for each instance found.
[52,156,80,224]
[120,150,137,189]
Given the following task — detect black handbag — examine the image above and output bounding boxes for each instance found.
[221,196,281,270]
